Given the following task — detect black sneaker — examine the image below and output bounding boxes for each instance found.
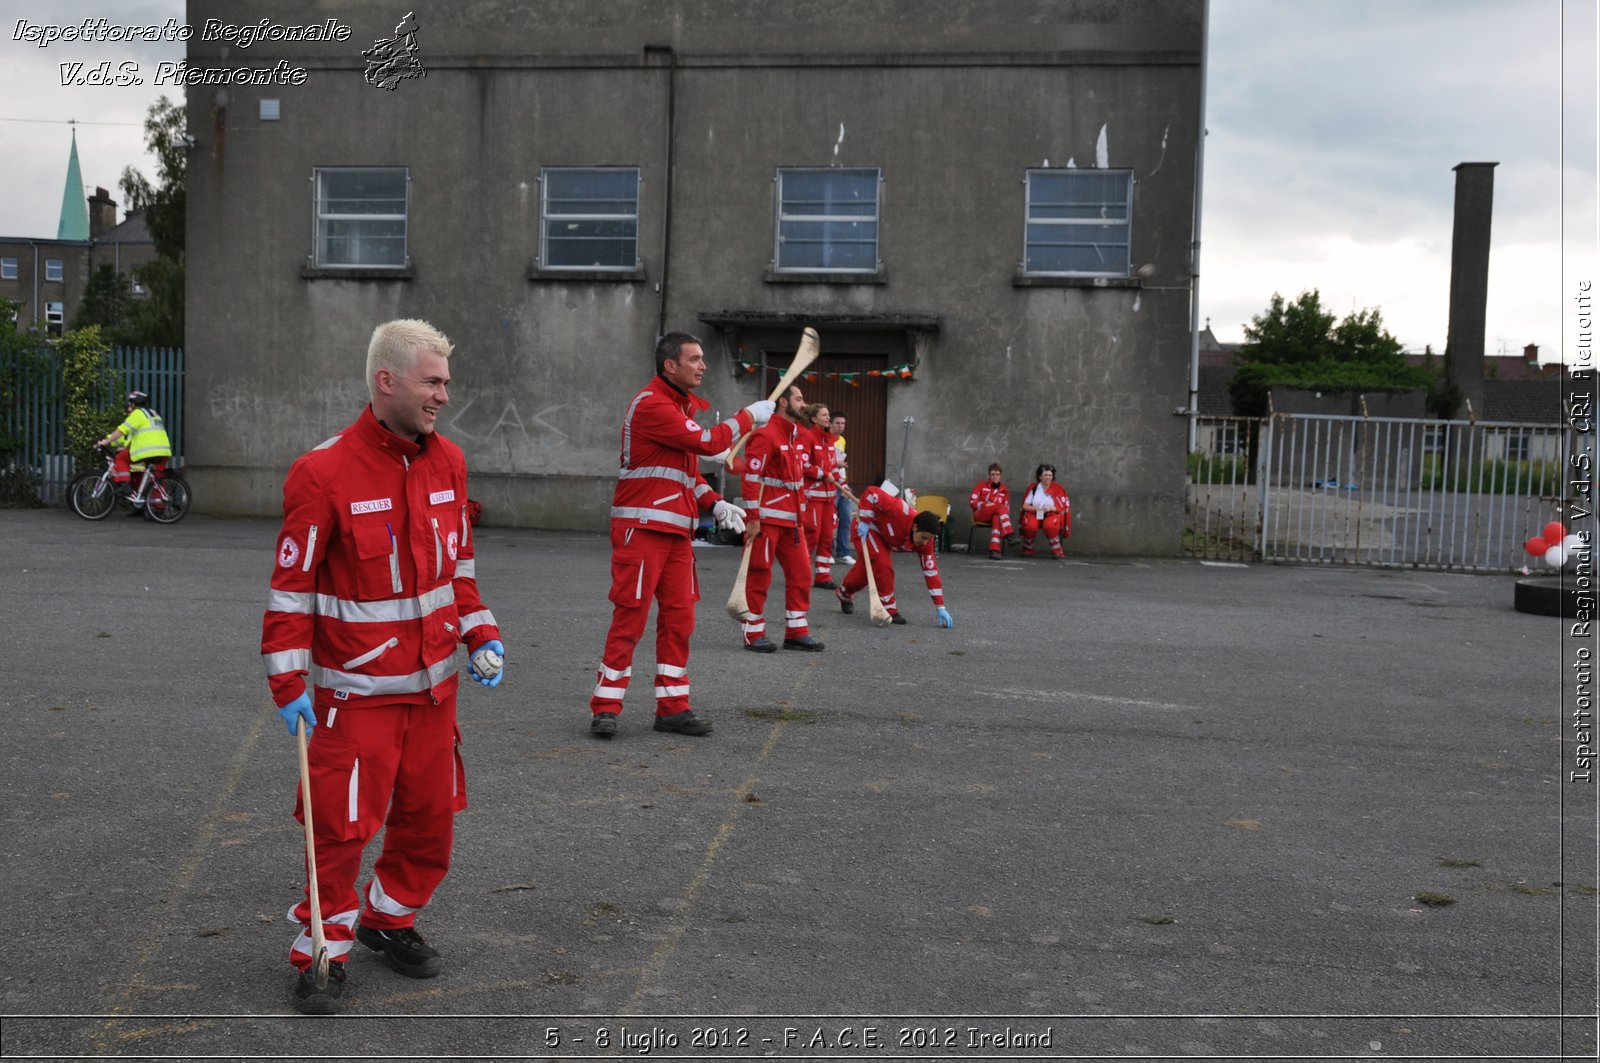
[836,588,854,614]
[590,713,618,739]
[889,613,907,625]
[813,579,836,590]
[744,637,778,653]
[654,710,713,736]
[783,635,825,651]
[356,924,442,978]
[292,961,347,1015]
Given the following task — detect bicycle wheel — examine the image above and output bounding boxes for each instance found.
[142,475,191,524]
[68,473,118,520]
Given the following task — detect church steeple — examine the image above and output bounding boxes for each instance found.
[57,128,90,241]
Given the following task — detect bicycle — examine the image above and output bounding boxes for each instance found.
[67,444,192,524]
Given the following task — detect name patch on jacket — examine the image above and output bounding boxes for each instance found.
[350,497,393,514]
[430,489,456,505]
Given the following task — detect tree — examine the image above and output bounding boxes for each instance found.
[73,264,133,334]
[118,96,185,347]
[1228,290,1430,417]
[0,299,49,505]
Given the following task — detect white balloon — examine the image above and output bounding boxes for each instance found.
[1562,534,1586,554]
[1543,545,1567,568]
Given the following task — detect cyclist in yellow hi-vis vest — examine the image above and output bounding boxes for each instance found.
[99,390,173,505]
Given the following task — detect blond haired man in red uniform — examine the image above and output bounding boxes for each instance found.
[589,332,774,740]
[739,384,824,652]
[262,319,504,1014]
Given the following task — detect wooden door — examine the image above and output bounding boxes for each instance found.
[764,352,887,492]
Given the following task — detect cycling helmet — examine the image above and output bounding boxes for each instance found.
[127,390,150,407]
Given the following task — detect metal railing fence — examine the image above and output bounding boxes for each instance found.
[1186,412,1582,572]
[2,345,184,504]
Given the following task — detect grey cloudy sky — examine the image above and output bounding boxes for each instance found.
[1,0,1595,360]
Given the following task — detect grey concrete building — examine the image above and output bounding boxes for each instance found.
[184,0,1205,553]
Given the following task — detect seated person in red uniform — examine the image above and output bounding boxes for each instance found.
[968,462,1014,559]
[1018,462,1071,558]
[837,481,953,628]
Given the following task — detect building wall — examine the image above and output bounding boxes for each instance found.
[185,0,1203,554]
[0,239,89,334]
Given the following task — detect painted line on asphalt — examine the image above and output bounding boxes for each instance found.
[972,687,1197,711]
[620,656,819,1016]
[92,706,271,1052]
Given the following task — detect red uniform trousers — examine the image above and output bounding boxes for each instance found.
[290,697,465,971]
[743,522,813,643]
[841,527,901,615]
[811,492,838,582]
[973,501,1014,550]
[111,449,166,486]
[1020,511,1066,556]
[590,526,698,718]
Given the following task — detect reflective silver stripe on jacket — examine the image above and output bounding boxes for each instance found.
[455,558,476,580]
[757,504,799,521]
[609,506,695,530]
[268,589,315,614]
[311,654,458,698]
[314,584,457,624]
[459,608,497,634]
[262,648,312,675]
[619,465,695,487]
[620,390,651,468]
[754,475,800,490]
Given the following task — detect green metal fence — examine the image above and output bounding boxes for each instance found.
[2,345,184,504]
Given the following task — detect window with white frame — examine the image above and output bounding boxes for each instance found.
[1023,169,1133,276]
[45,258,64,282]
[775,168,880,272]
[1,257,17,280]
[45,301,64,335]
[540,167,640,270]
[313,167,409,268]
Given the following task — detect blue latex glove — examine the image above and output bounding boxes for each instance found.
[277,691,316,736]
[935,606,954,629]
[469,639,505,687]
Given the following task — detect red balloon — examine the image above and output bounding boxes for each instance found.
[1526,536,1550,557]
[1544,521,1567,546]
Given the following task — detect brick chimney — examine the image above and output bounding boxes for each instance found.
[1445,162,1497,416]
[87,186,117,240]
[1523,343,1539,366]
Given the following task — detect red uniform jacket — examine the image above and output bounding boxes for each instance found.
[802,424,836,508]
[261,406,500,710]
[856,484,947,608]
[610,375,754,537]
[1021,480,1072,534]
[969,480,1011,513]
[741,416,807,527]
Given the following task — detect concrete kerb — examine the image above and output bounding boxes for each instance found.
[0,509,1591,1058]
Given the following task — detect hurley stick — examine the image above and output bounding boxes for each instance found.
[861,531,893,627]
[295,717,331,989]
[725,327,821,463]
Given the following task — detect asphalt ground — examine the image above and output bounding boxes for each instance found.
[0,508,1594,1061]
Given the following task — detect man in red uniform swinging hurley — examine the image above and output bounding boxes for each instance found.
[589,332,774,739]
[838,481,955,628]
[261,319,505,1014]
[739,384,825,652]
